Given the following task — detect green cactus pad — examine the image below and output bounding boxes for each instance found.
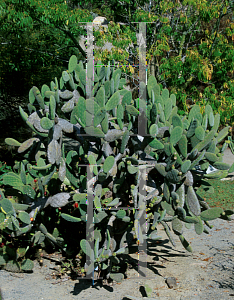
[19,106,28,122]
[0,198,15,215]
[3,173,23,187]
[211,113,220,133]
[116,210,126,219]
[114,73,120,91]
[182,118,190,130]
[188,104,200,122]
[127,164,138,174]
[207,139,217,153]
[96,86,105,108]
[18,211,31,225]
[20,162,26,185]
[161,220,176,246]
[61,213,81,222]
[85,98,99,115]
[93,108,106,127]
[172,115,183,128]
[228,162,234,173]
[149,138,164,150]
[189,150,206,170]
[84,110,92,126]
[147,75,157,99]
[192,130,215,152]
[187,119,198,138]
[122,91,132,106]
[47,139,61,165]
[164,98,172,121]
[109,273,124,283]
[4,260,21,272]
[49,192,70,208]
[205,104,213,117]
[32,86,45,109]
[176,184,185,208]
[29,87,35,104]
[191,135,200,148]
[70,105,79,124]
[166,169,181,184]
[120,130,129,154]
[80,239,94,260]
[179,235,192,252]
[204,169,228,179]
[100,114,108,134]
[103,156,115,173]
[158,103,165,122]
[149,124,158,137]
[213,162,230,170]
[150,102,157,123]
[172,217,183,235]
[110,78,115,95]
[61,99,74,113]
[73,193,86,202]
[178,135,187,158]
[87,154,98,176]
[208,112,214,127]
[112,68,121,82]
[21,259,34,271]
[68,55,77,73]
[155,164,167,176]
[195,112,203,125]
[85,126,105,138]
[59,90,73,100]
[195,126,205,140]
[58,157,66,181]
[194,217,204,235]
[5,138,21,147]
[13,203,29,211]
[161,201,175,216]
[216,126,230,143]
[170,93,176,106]
[105,91,120,111]
[106,198,120,207]
[170,126,183,145]
[204,152,219,162]
[62,70,70,82]
[40,117,54,130]
[28,103,36,114]
[161,88,169,102]
[187,186,201,216]
[125,105,139,117]
[200,207,223,221]
[202,114,208,130]
[49,95,56,120]
[181,160,191,173]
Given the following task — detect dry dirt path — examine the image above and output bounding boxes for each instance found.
[0,216,234,300]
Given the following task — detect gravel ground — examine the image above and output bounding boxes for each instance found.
[1,216,234,300]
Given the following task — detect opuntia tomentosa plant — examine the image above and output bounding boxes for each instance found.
[1,55,234,279]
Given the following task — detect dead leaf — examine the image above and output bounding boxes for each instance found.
[202,257,213,261]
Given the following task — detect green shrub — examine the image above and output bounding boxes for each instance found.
[1,55,234,279]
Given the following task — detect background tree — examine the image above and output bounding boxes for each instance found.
[0,0,233,127]
[84,0,234,125]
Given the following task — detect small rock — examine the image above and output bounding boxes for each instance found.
[166,277,177,289]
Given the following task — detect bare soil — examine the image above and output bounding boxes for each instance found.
[1,216,234,300]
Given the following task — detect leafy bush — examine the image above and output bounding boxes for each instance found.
[1,55,234,279]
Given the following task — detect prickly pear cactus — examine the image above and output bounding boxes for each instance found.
[2,55,234,279]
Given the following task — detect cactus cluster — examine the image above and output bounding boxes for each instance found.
[1,55,234,279]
